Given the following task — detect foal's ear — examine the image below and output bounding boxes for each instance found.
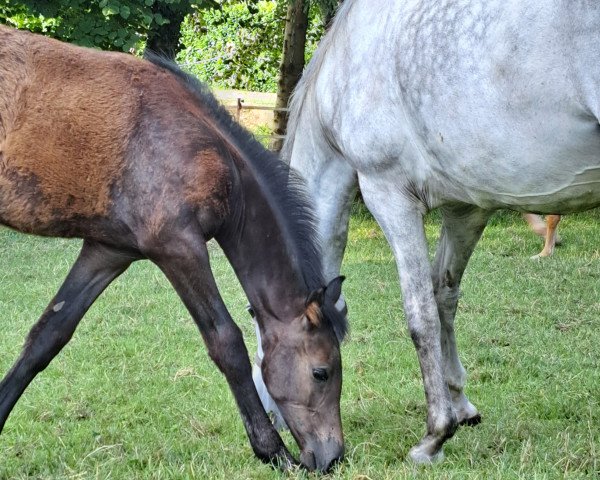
[305,276,345,308]
[304,288,324,328]
[324,276,345,305]
[303,276,346,328]
[305,288,324,307]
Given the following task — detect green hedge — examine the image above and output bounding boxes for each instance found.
[1,0,326,92]
[178,1,325,92]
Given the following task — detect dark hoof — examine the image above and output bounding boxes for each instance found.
[265,448,299,471]
[459,413,482,427]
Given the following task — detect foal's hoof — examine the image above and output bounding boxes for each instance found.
[271,449,298,471]
[459,413,482,427]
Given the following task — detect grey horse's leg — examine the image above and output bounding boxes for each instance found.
[358,177,456,463]
[309,157,356,321]
[303,156,358,283]
[433,205,491,425]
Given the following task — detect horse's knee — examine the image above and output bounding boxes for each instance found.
[207,323,249,375]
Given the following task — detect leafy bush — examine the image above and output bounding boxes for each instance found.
[178,1,325,92]
[1,0,328,92]
[0,0,206,52]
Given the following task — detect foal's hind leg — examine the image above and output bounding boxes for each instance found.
[149,231,294,469]
[0,241,132,432]
[433,205,491,425]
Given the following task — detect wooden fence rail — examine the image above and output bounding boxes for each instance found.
[225,97,289,148]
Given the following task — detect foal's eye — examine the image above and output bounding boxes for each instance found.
[312,368,328,382]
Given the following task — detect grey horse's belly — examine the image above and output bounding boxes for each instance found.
[459,171,600,213]
[390,0,600,213]
[417,106,600,212]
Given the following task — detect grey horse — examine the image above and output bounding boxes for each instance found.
[255,0,600,464]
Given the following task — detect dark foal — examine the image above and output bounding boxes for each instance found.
[0,25,347,472]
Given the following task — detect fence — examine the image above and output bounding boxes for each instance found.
[225,97,289,150]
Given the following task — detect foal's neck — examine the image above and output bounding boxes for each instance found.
[215,162,309,323]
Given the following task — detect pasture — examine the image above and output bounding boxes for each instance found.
[0,205,599,479]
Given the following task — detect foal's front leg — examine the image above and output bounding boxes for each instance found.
[150,232,294,469]
[0,241,132,432]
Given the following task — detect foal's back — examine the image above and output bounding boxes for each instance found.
[0,26,231,244]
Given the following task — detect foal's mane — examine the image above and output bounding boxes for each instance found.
[146,55,347,341]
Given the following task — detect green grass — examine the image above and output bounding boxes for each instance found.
[1,207,599,479]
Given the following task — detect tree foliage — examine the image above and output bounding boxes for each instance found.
[312,0,340,20]
[0,0,334,91]
[0,0,215,52]
[178,0,325,92]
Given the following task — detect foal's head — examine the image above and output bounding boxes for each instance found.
[255,276,346,471]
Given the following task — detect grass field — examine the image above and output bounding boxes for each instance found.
[1,206,599,479]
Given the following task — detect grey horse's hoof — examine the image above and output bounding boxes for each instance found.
[408,444,445,464]
[459,413,482,427]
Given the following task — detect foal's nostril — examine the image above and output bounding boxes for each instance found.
[312,442,344,472]
[322,453,342,473]
[300,450,317,471]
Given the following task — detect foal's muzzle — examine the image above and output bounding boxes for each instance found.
[300,439,344,472]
